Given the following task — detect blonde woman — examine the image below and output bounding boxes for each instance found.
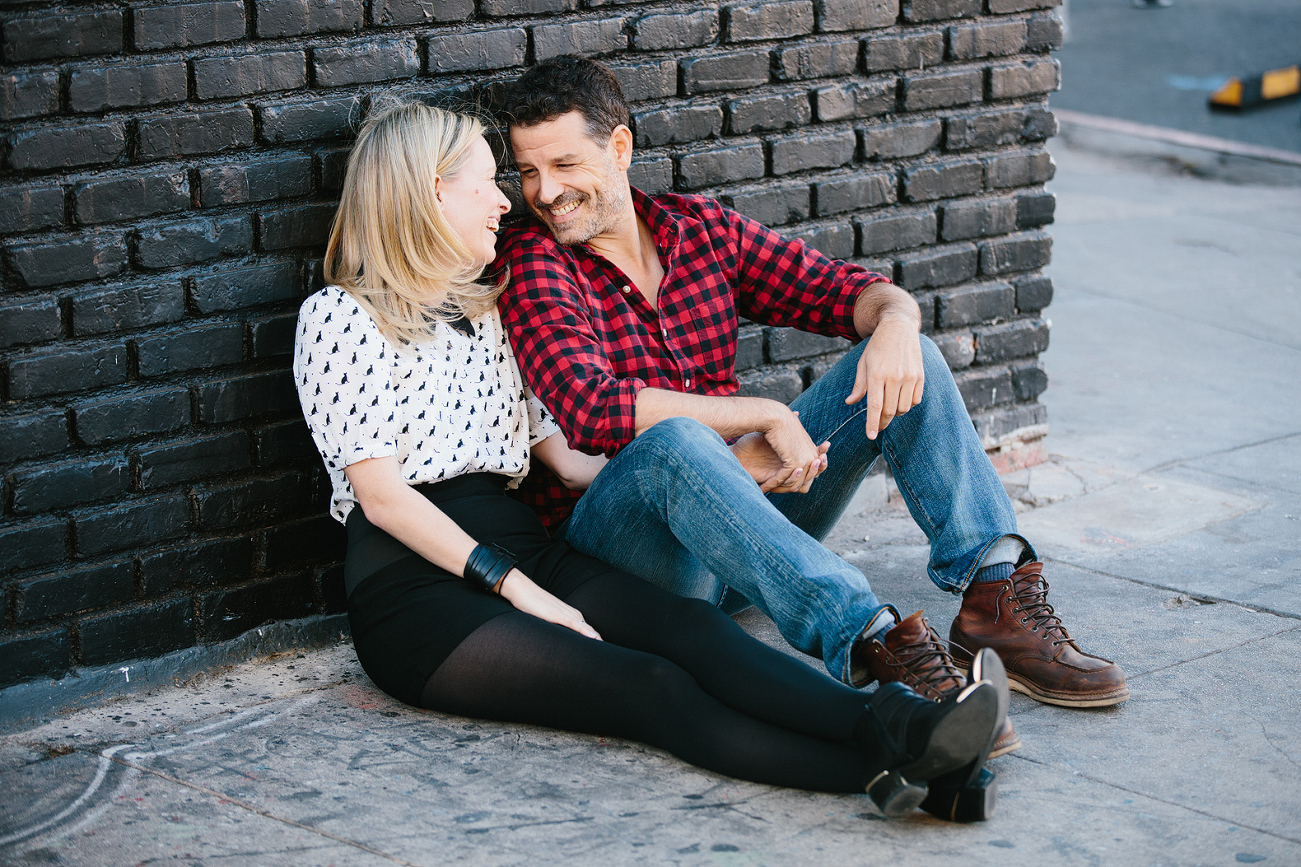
[292,99,1005,818]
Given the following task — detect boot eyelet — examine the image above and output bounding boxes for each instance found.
[1021,618,1027,624]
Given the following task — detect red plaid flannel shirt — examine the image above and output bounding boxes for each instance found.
[498,189,890,530]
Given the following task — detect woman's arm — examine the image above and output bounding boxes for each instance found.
[344,456,601,640]
[530,432,609,491]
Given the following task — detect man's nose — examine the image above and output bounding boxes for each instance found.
[536,171,564,205]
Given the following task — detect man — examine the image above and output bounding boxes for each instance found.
[495,57,1127,751]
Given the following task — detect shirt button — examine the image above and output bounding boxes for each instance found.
[685,377,692,389]
[622,286,631,294]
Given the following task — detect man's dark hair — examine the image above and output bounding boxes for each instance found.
[501,56,630,142]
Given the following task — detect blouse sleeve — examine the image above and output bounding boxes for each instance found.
[293,289,402,473]
[525,387,561,447]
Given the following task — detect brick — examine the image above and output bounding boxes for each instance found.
[7,122,127,171]
[902,0,980,23]
[859,119,941,160]
[8,344,127,399]
[856,209,936,253]
[726,1,815,42]
[317,147,350,192]
[319,563,347,614]
[11,457,130,515]
[791,223,854,259]
[1,70,60,121]
[0,185,63,236]
[902,160,983,202]
[722,184,810,226]
[735,328,763,370]
[814,171,894,215]
[482,0,577,13]
[79,598,196,666]
[198,154,313,206]
[259,203,337,250]
[955,367,1013,411]
[991,0,1059,8]
[771,130,855,175]
[314,37,420,87]
[256,0,363,37]
[75,495,191,557]
[6,233,128,289]
[1016,191,1055,229]
[425,29,527,73]
[947,20,1026,60]
[0,519,69,574]
[68,63,188,113]
[627,158,673,194]
[632,10,718,51]
[261,95,361,144]
[534,18,627,60]
[1009,364,1047,406]
[634,105,723,147]
[735,369,802,402]
[190,261,300,313]
[139,535,255,594]
[74,389,191,446]
[768,328,849,362]
[772,40,859,81]
[71,281,186,336]
[1014,275,1052,312]
[199,572,315,641]
[608,60,678,102]
[980,230,1051,276]
[897,244,977,289]
[371,0,474,25]
[197,369,298,423]
[973,402,1045,442]
[935,281,1013,326]
[250,312,300,358]
[74,171,190,225]
[137,108,256,160]
[931,331,973,369]
[137,431,252,490]
[0,296,61,348]
[254,420,315,466]
[984,150,1054,189]
[728,92,811,134]
[135,217,253,270]
[862,32,943,71]
[193,51,307,100]
[134,2,246,50]
[1025,12,1064,52]
[816,0,898,32]
[0,410,69,463]
[902,68,981,110]
[682,52,770,94]
[263,513,346,570]
[988,59,1060,100]
[196,472,314,530]
[0,629,71,688]
[136,322,245,378]
[2,10,123,62]
[975,318,1048,363]
[940,197,1016,241]
[814,80,893,121]
[945,108,1056,150]
[676,144,766,190]
[15,560,134,623]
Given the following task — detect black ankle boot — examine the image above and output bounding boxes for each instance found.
[920,648,1008,822]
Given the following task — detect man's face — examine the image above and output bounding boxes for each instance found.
[510,111,630,246]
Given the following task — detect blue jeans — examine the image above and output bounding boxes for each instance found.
[557,334,1022,685]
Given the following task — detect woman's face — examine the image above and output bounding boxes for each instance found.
[438,136,511,269]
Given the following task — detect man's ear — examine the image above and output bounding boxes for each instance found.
[609,125,633,171]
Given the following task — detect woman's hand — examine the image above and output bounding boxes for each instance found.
[498,569,602,641]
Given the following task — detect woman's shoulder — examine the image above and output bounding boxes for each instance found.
[299,285,370,327]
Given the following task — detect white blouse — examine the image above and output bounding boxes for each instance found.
[293,285,560,523]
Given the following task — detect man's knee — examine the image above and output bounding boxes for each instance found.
[635,416,727,454]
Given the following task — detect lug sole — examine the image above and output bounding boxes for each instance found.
[1007,676,1130,707]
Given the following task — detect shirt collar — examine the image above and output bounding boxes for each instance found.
[631,187,681,257]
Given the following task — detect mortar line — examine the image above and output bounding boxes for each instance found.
[105,753,423,867]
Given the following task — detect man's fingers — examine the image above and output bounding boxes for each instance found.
[845,360,870,405]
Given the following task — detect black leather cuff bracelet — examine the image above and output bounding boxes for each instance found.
[464,544,516,595]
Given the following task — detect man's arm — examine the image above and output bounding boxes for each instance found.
[847,282,925,441]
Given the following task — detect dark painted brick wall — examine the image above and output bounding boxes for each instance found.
[0,0,1062,688]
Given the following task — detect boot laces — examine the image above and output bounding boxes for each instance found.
[890,629,966,700]
[1010,571,1071,645]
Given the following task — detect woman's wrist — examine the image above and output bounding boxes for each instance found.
[463,544,517,594]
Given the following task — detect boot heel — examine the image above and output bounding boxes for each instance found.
[920,766,997,822]
[867,769,928,819]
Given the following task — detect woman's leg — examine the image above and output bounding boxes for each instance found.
[420,611,870,794]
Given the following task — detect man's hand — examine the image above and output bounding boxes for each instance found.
[845,313,925,440]
[499,569,602,640]
[731,428,830,494]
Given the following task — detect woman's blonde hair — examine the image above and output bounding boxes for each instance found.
[324,97,504,347]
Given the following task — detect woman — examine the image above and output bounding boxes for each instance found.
[292,98,1004,818]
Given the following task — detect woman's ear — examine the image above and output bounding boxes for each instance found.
[433,174,444,204]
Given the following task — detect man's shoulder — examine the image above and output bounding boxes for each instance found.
[647,191,728,226]
[499,218,570,264]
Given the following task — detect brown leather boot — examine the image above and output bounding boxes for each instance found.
[950,561,1129,707]
[854,608,1021,758]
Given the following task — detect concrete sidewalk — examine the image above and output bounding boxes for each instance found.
[3,134,1300,866]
